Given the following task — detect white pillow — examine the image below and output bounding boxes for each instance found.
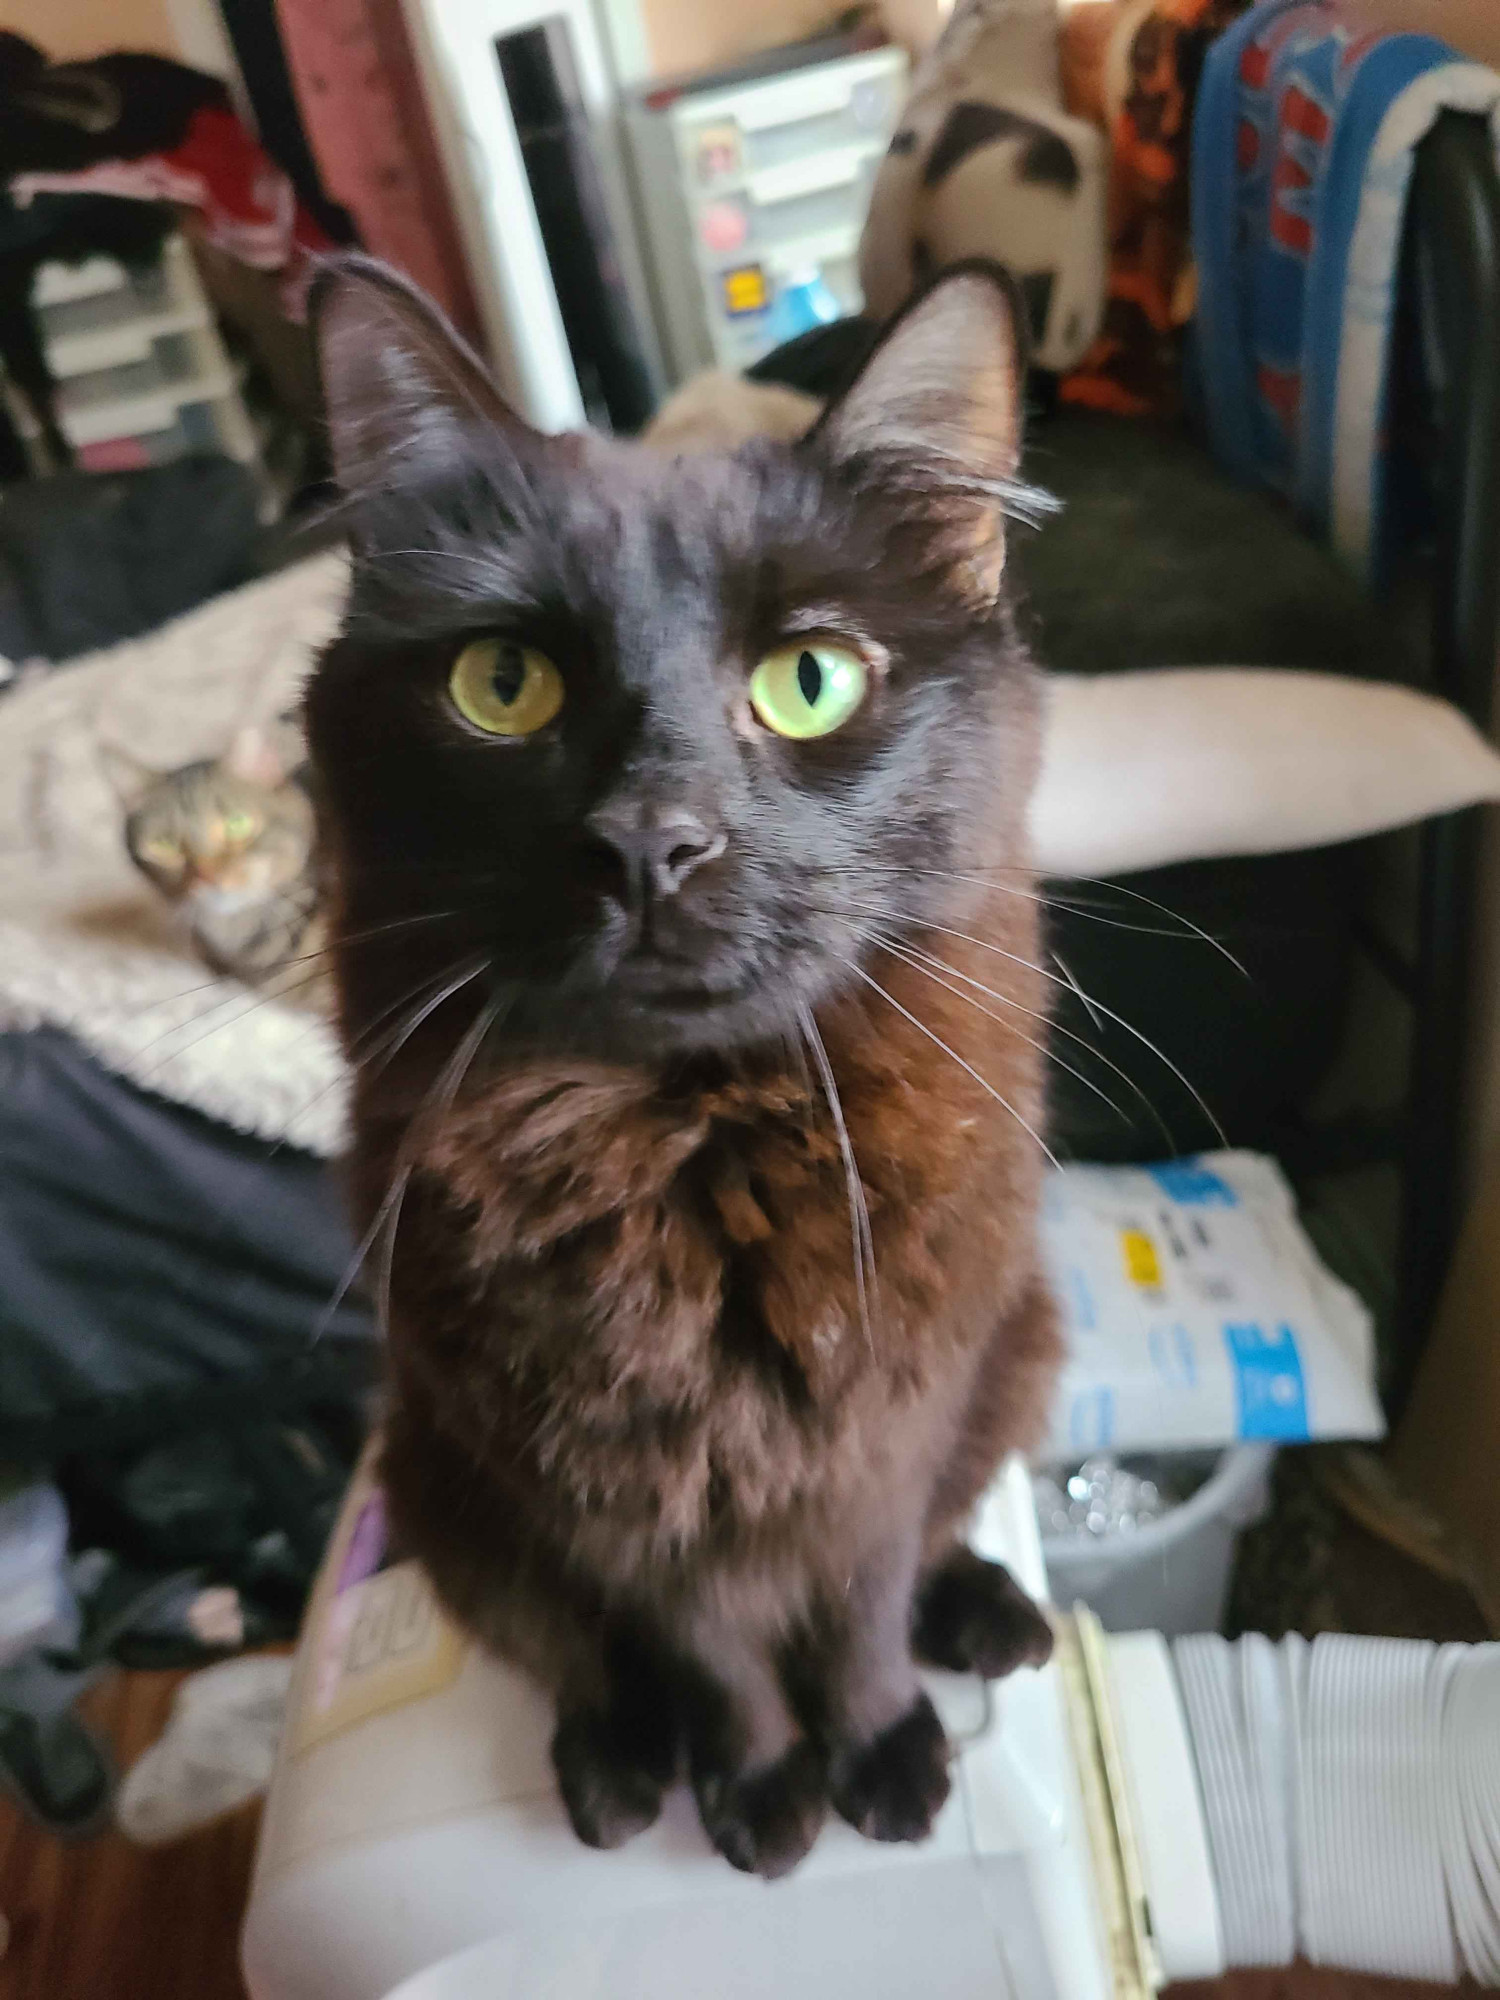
[1031,668,1500,878]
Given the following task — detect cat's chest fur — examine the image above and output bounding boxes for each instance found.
[375,938,1045,1571]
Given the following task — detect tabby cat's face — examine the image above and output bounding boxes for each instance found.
[308,259,1041,1062]
[125,756,316,979]
[127,763,310,904]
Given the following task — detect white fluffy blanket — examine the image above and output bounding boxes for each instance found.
[0,552,351,1155]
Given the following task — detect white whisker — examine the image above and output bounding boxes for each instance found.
[1051,948,1105,1035]
[316,1162,411,1344]
[917,864,1249,977]
[851,907,1226,1146]
[129,957,332,1076]
[313,988,510,1343]
[850,924,1176,1150]
[376,546,511,576]
[262,956,488,1159]
[797,1001,877,1357]
[865,930,1127,1131]
[836,955,1060,1170]
[357,957,491,1081]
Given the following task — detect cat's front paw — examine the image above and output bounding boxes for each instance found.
[914,1547,1054,1679]
[829,1693,951,1843]
[553,1707,669,1850]
[694,1738,827,1879]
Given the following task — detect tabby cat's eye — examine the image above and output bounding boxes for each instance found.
[749,643,867,741]
[449,638,564,737]
[222,809,260,843]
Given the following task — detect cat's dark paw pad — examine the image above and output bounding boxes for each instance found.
[695,1739,826,1880]
[553,1709,666,1850]
[914,1549,1054,1679]
[830,1693,951,1844]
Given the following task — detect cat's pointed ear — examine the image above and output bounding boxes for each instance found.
[223,719,304,788]
[814,262,1030,597]
[310,254,529,492]
[819,261,1024,477]
[98,741,157,809]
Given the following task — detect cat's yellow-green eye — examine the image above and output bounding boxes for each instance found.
[449,637,564,738]
[749,642,867,741]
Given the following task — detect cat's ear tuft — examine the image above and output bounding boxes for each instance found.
[310,254,528,492]
[819,261,1024,478]
[814,262,1030,597]
[223,719,304,789]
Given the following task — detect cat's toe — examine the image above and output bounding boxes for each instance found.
[695,1739,826,1879]
[830,1693,951,1844]
[914,1548,1054,1679]
[553,1709,667,1850]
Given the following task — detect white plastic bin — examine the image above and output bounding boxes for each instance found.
[1041,1445,1275,1636]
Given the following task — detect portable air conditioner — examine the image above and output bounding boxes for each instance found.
[241,1451,1223,2000]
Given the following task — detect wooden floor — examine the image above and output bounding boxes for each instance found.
[0,1668,259,2000]
[1174,1981,1471,2000]
[0,1666,1468,2000]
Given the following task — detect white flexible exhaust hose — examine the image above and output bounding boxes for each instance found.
[1165,1632,1499,1985]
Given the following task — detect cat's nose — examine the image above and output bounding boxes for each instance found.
[587,804,727,900]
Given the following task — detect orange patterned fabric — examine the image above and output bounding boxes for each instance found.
[1060,0,1249,414]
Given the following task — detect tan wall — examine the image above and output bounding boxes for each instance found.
[637,0,950,78]
[1353,0,1500,68]
[636,0,1500,81]
[636,0,1497,82]
[7,0,236,73]
[638,0,847,78]
[7,0,180,61]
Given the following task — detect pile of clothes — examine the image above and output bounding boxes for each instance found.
[0,32,332,468]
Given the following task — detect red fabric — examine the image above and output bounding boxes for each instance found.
[11,104,333,315]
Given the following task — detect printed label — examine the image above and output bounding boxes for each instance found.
[700,199,749,255]
[1224,1320,1309,1440]
[1120,1226,1162,1290]
[1148,1162,1237,1206]
[1068,1384,1116,1451]
[721,263,769,316]
[694,121,743,184]
[295,1477,465,1754]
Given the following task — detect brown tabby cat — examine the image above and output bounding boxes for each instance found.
[112,720,320,983]
[306,254,1061,1880]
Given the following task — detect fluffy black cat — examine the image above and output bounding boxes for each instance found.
[306,255,1060,1880]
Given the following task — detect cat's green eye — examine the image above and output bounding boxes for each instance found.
[749,642,867,741]
[449,637,564,738]
[222,809,260,843]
